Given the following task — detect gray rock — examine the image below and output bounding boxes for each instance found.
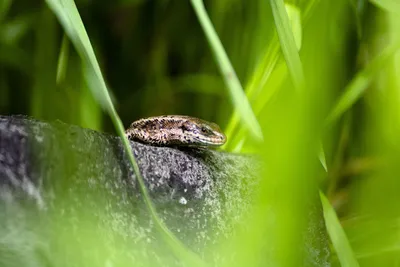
[0,115,330,267]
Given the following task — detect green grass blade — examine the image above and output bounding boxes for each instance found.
[320,191,360,267]
[223,42,280,150]
[30,8,57,120]
[56,34,69,85]
[325,42,400,126]
[45,0,111,110]
[80,71,101,130]
[269,0,305,91]
[45,1,206,266]
[0,13,34,45]
[318,141,328,172]
[370,0,400,13]
[224,3,302,151]
[190,0,263,141]
[285,3,302,51]
[0,0,12,22]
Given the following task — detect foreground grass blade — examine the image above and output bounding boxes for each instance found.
[325,42,400,126]
[370,0,400,12]
[190,0,263,141]
[45,0,206,266]
[269,0,305,91]
[320,192,360,267]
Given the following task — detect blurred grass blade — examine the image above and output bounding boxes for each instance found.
[0,14,34,45]
[320,192,360,267]
[285,3,302,51]
[349,0,366,38]
[0,44,30,73]
[190,0,263,141]
[30,8,57,119]
[225,59,287,151]
[224,4,301,150]
[318,141,327,172]
[56,34,69,85]
[370,0,400,13]
[269,0,305,91]
[223,40,280,149]
[45,0,111,110]
[80,70,102,130]
[224,4,302,151]
[223,43,280,149]
[303,0,321,22]
[325,42,400,126]
[45,1,206,266]
[0,0,12,21]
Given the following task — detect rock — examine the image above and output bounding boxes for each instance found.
[0,115,330,267]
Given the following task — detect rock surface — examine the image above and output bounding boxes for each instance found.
[0,115,330,267]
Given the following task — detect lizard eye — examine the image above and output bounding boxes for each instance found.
[201,127,209,133]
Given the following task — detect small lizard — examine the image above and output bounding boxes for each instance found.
[125,115,226,147]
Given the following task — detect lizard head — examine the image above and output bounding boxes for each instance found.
[181,118,227,147]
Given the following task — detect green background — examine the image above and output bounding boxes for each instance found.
[1,0,400,266]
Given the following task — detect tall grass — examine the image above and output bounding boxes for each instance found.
[45,0,206,266]
[1,0,400,266]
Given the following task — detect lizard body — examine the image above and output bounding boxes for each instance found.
[125,115,226,147]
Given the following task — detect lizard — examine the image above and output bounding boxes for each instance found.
[125,115,226,147]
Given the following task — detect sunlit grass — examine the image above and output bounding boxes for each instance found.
[321,191,359,267]
[1,0,400,266]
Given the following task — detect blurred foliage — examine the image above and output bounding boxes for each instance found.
[2,0,400,266]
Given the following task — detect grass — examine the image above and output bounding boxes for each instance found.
[45,0,206,266]
[1,0,400,266]
[269,0,305,91]
[190,0,263,142]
